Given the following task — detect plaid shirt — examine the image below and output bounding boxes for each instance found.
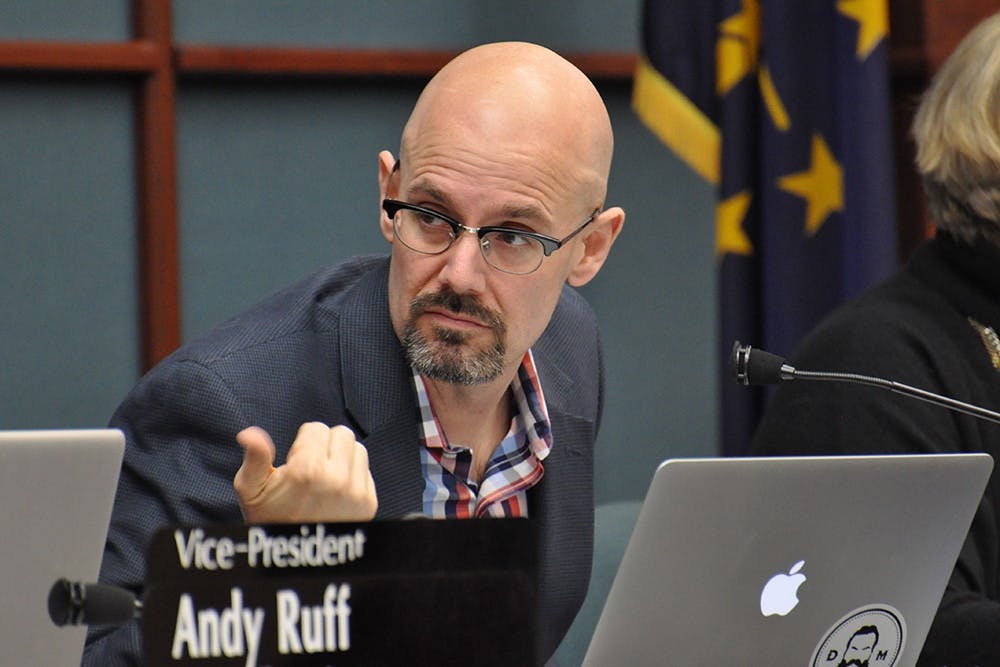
[415,350,552,519]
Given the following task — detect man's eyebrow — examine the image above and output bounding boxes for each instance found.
[407,180,548,224]
[407,180,452,208]
[499,202,547,222]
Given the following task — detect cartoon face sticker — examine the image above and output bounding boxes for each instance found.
[838,625,879,666]
[811,606,906,667]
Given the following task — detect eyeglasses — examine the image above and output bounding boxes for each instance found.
[382,199,598,275]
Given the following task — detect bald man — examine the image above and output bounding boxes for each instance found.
[86,42,624,666]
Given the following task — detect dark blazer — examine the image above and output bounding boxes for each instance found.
[84,255,604,665]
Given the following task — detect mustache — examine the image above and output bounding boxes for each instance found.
[409,289,505,332]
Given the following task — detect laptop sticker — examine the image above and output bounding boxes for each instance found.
[810,604,906,667]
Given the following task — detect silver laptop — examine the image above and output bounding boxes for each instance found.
[583,454,993,667]
[0,429,125,666]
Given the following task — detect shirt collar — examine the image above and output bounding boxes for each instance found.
[411,349,552,461]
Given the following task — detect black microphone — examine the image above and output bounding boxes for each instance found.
[730,340,1000,426]
[47,578,142,627]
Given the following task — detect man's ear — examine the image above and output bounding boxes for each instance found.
[566,206,625,287]
[378,150,397,243]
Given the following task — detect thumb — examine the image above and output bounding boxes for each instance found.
[234,426,277,496]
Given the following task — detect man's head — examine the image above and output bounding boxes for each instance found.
[377,42,624,386]
[913,11,1000,246]
[837,625,879,667]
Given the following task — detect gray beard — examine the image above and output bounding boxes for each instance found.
[401,287,508,386]
[402,323,506,385]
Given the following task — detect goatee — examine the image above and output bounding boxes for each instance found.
[402,288,507,386]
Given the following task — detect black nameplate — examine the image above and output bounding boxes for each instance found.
[143,519,538,666]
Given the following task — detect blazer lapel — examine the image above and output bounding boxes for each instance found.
[336,259,423,518]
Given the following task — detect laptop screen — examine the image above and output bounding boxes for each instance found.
[583,454,992,667]
[0,429,124,666]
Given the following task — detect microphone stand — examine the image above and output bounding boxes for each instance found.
[731,341,1000,426]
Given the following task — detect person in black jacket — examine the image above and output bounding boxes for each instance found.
[85,41,625,666]
[751,12,1000,667]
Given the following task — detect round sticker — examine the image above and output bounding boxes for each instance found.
[810,604,906,667]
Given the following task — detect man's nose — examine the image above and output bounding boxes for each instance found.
[437,230,489,292]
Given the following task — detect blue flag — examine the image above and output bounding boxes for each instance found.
[634,0,898,454]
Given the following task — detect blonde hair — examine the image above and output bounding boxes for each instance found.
[913,11,1000,245]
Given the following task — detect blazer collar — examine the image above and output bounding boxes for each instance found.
[337,259,415,436]
[331,259,422,516]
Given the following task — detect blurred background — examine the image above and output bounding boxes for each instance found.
[0,0,994,509]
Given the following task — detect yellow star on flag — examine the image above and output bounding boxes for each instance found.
[716,190,754,257]
[716,0,761,95]
[777,134,844,236]
[836,0,889,59]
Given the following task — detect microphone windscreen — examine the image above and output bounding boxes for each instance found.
[48,579,136,627]
[745,347,787,385]
[48,578,76,626]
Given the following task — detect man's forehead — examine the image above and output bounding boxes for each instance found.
[398,42,612,204]
[404,175,551,222]
[395,121,589,225]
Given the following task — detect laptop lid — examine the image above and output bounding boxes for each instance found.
[0,429,124,666]
[583,454,993,667]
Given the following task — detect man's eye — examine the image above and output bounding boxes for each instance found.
[415,211,449,228]
[491,230,533,247]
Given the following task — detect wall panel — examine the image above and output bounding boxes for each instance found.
[172,1,639,51]
[176,80,416,341]
[0,79,138,428]
[0,2,130,41]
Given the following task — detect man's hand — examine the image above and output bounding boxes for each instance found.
[234,422,378,524]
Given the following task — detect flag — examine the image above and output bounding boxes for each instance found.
[634,0,898,454]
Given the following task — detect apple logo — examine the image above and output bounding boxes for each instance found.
[760,560,807,616]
